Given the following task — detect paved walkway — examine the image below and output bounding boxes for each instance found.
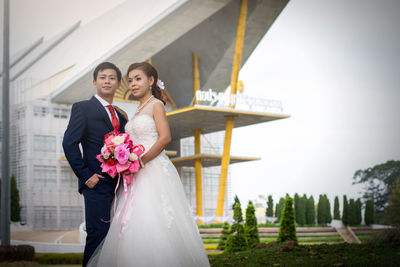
[11,230,81,244]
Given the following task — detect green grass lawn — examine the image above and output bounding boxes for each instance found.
[3,243,398,266]
[209,243,400,266]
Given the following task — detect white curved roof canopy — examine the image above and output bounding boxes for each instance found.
[11,0,288,107]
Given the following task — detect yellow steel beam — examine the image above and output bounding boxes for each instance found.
[215,116,235,220]
[146,58,152,64]
[216,0,248,222]
[166,105,289,118]
[194,129,203,224]
[193,52,200,105]
[229,0,248,108]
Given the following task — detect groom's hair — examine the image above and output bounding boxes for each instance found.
[93,62,122,82]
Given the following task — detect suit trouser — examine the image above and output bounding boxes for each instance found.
[82,180,115,267]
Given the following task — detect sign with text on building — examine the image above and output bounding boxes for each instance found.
[195,88,283,114]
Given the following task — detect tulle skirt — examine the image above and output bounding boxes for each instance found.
[87,153,210,267]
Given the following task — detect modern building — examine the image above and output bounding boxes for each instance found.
[1,0,289,230]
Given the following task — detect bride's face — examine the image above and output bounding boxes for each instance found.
[127,69,154,99]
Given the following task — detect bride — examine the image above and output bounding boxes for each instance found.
[88,62,210,267]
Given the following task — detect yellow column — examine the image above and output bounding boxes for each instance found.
[194,129,203,224]
[193,52,203,224]
[216,0,248,221]
[192,52,200,105]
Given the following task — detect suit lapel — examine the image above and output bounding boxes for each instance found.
[90,96,114,132]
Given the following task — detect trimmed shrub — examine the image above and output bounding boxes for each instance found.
[368,227,400,246]
[278,195,297,243]
[276,197,285,222]
[34,253,83,264]
[245,202,260,248]
[225,224,248,253]
[0,245,34,262]
[342,195,349,225]
[266,195,274,217]
[317,194,332,225]
[225,202,248,252]
[355,198,362,225]
[306,195,315,225]
[217,222,231,251]
[334,196,340,220]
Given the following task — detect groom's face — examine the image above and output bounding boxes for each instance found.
[93,69,120,99]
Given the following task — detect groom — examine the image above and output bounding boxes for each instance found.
[63,62,128,266]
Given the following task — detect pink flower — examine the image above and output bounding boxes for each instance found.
[116,161,130,173]
[114,144,130,164]
[132,145,145,157]
[101,146,111,159]
[127,139,134,149]
[96,154,105,163]
[120,133,130,143]
[105,135,115,148]
[128,160,140,173]
[100,162,117,178]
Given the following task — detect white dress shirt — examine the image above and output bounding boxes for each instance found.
[94,94,119,123]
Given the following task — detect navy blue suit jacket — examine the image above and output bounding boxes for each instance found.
[63,96,128,193]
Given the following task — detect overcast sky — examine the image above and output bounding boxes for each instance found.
[233,0,400,206]
[2,0,400,209]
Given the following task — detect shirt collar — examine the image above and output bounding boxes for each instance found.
[95,94,113,107]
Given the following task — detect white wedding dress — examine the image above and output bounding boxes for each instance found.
[88,99,210,267]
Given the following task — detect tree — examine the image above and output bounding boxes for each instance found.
[334,196,340,220]
[294,193,306,225]
[294,193,300,224]
[355,198,362,225]
[218,222,231,251]
[364,199,375,225]
[353,160,400,223]
[11,175,21,222]
[298,194,307,225]
[306,195,315,225]
[225,202,248,252]
[317,195,332,225]
[276,197,285,222]
[325,195,332,224]
[232,194,241,210]
[245,201,260,248]
[342,195,349,225]
[266,195,274,217]
[348,199,357,226]
[278,195,297,243]
[0,175,21,222]
[383,178,400,226]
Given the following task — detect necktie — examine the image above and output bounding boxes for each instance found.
[107,105,120,131]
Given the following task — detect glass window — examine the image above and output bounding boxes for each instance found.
[33,165,57,186]
[33,135,56,152]
[60,166,76,188]
[33,106,49,117]
[34,206,57,230]
[60,206,83,229]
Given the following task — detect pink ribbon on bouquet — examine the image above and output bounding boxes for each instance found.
[112,146,145,238]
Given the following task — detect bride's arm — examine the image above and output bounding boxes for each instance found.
[140,102,171,165]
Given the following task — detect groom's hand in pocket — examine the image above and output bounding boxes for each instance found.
[85,173,104,189]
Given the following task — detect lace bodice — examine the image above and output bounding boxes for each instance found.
[125,99,164,151]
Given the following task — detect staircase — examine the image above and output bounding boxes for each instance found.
[335,227,361,244]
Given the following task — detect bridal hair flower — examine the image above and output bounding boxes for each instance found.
[157,79,165,90]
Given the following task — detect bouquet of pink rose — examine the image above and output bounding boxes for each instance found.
[96,130,145,186]
[96,130,145,231]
